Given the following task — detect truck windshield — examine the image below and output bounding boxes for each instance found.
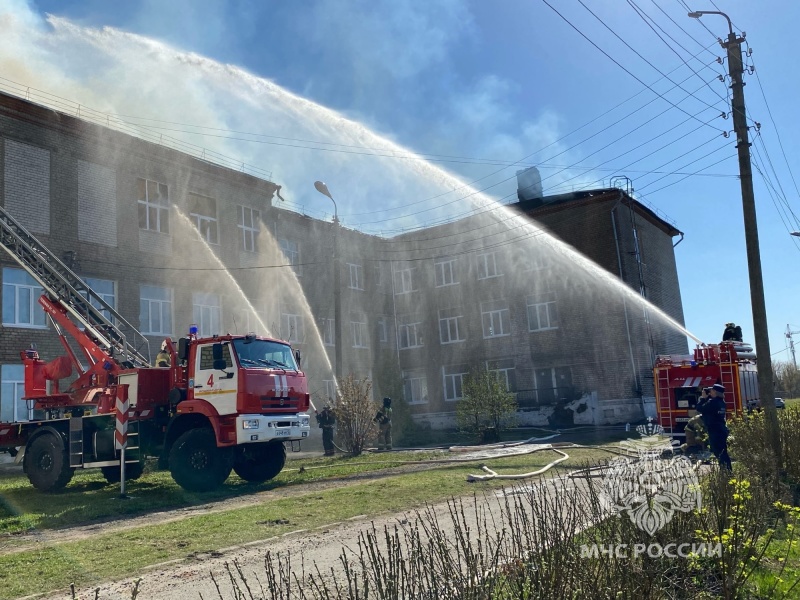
[232,338,298,370]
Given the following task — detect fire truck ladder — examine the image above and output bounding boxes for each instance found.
[0,204,151,368]
[655,367,675,435]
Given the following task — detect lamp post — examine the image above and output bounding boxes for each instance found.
[791,231,800,237]
[689,10,781,464]
[314,181,342,381]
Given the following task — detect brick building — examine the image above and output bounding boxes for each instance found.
[0,91,687,431]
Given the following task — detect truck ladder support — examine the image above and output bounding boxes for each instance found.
[0,204,151,367]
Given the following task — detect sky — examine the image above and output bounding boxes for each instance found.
[1,0,799,362]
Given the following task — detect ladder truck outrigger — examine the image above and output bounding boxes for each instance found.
[0,205,311,492]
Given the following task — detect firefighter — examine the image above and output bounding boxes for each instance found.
[681,411,707,455]
[315,404,336,456]
[722,322,743,342]
[374,397,393,451]
[155,342,171,368]
[696,383,732,469]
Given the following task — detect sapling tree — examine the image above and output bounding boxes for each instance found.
[456,368,518,443]
[334,374,378,456]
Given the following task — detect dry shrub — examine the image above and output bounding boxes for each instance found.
[333,374,378,456]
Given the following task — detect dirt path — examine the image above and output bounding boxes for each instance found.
[53,478,579,600]
[2,461,440,558]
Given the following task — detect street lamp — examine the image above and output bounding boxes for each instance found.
[314,181,342,381]
[791,231,800,237]
[689,10,781,464]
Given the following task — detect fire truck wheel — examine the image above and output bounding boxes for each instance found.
[101,462,145,484]
[169,428,234,492]
[233,442,286,483]
[24,433,74,492]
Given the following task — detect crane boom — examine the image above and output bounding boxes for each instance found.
[0,203,151,368]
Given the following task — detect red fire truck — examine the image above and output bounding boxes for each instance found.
[654,341,758,439]
[0,204,311,492]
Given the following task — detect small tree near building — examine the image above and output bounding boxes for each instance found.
[334,374,378,456]
[456,368,518,443]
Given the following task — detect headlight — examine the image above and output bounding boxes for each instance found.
[301,417,310,427]
[242,419,260,429]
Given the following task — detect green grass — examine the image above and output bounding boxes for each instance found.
[0,447,610,599]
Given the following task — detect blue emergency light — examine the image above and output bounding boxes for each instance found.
[189,324,198,335]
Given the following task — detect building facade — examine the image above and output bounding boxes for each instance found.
[0,91,687,433]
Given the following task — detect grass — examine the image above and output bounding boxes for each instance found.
[0,445,610,599]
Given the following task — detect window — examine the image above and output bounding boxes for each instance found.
[481,299,510,338]
[377,316,389,344]
[82,277,116,322]
[351,318,368,348]
[434,257,458,287]
[321,318,335,346]
[443,364,469,401]
[477,251,502,280]
[192,292,221,337]
[235,307,263,335]
[281,312,304,343]
[527,292,559,331]
[523,252,549,271]
[398,314,423,349]
[140,285,173,335]
[1,364,28,422]
[373,264,384,289]
[238,206,260,252]
[199,344,233,370]
[323,379,336,403]
[403,369,428,404]
[438,307,465,344]
[188,193,218,244]
[137,178,169,233]
[488,358,516,392]
[279,238,301,275]
[348,263,364,290]
[2,268,46,328]
[394,266,415,294]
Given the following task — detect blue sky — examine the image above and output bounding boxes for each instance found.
[4,0,800,361]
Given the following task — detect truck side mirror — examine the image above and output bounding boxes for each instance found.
[178,338,189,361]
[294,349,301,368]
[212,343,227,371]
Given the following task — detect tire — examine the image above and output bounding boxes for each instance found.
[101,461,145,484]
[24,433,74,492]
[168,428,234,492]
[233,442,286,483]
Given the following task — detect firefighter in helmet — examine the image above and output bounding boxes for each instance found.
[374,397,393,451]
[681,409,707,456]
[315,404,336,456]
[722,322,743,342]
[155,341,171,368]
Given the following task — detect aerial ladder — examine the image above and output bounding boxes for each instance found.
[0,204,152,382]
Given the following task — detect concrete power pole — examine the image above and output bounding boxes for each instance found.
[690,10,781,465]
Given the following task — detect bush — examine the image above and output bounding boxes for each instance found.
[333,375,377,456]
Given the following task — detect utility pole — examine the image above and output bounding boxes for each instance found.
[690,11,781,464]
[787,325,799,368]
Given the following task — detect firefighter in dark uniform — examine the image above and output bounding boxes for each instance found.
[315,404,336,456]
[696,383,732,469]
[722,323,743,342]
[374,397,393,451]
